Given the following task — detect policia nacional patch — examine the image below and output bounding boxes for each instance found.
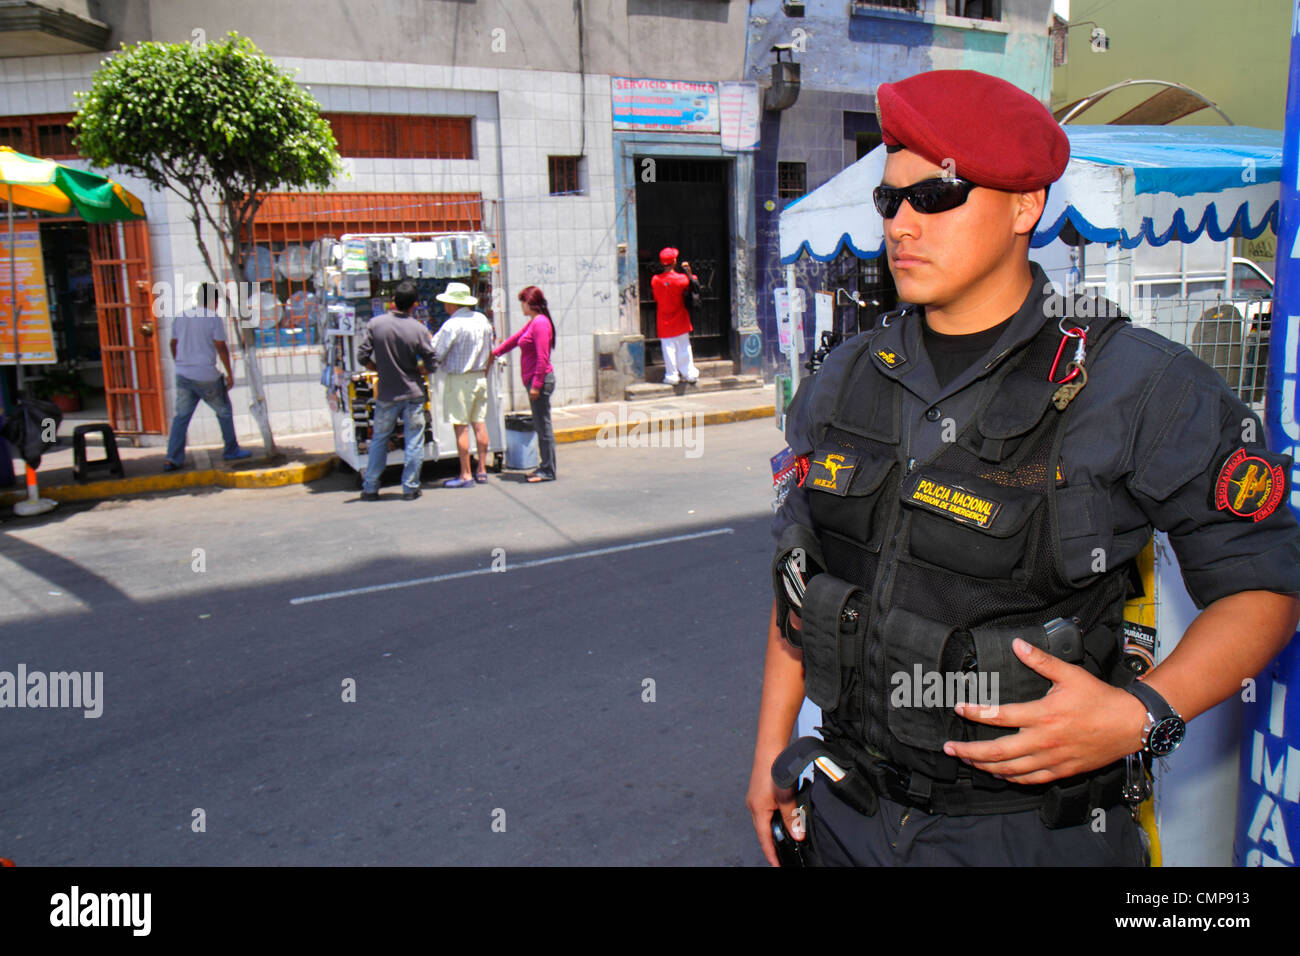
[905,474,1003,529]
[1213,448,1287,522]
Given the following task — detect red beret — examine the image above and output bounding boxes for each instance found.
[659,247,679,264]
[877,70,1069,191]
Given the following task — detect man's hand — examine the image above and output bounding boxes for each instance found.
[746,749,801,866]
[529,386,540,401]
[943,638,1146,784]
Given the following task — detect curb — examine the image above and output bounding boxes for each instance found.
[2,404,776,506]
[1,455,336,506]
[553,404,776,444]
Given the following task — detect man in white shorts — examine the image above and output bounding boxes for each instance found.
[432,282,494,488]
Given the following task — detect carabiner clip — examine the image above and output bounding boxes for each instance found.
[1049,326,1087,384]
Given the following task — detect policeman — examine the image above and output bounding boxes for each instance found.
[747,69,1300,866]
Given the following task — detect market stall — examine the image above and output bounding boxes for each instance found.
[776,124,1286,866]
[313,232,506,480]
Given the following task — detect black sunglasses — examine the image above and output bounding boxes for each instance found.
[872,177,978,218]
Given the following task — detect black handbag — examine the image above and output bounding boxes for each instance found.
[685,275,704,319]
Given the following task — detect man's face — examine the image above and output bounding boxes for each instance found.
[880,148,1033,309]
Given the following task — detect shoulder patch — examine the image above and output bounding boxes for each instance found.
[1214,448,1287,522]
[806,450,858,495]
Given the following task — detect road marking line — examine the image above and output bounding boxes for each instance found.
[289,527,735,605]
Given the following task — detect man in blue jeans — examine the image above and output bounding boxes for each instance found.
[164,282,252,471]
[356,280,437,500]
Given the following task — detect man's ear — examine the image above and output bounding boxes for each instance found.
[1014,188,1048,237]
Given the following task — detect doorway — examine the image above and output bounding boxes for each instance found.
[635,157,732,364]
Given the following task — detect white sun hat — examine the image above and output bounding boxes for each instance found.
[436,282,478,307]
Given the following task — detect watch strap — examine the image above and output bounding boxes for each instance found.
[1126,679,1178,723]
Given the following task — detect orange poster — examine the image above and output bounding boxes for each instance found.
[0,223,56,365]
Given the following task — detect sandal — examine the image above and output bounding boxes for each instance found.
[526,473,554,483]
[474,472,488,483]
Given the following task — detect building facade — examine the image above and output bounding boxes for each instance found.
[1,0,750,446]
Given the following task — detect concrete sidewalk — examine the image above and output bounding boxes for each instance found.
[1,384,776,506]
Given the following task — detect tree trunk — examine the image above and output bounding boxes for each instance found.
[225,203,277,458]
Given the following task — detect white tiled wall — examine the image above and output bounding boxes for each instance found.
[4,53,625,440]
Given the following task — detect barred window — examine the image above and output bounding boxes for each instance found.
[777,161,807,200]
[548,155,584,196]
[237,191,484,350]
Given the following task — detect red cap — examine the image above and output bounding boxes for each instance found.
[876,70,1068,191]
[659,247,679,265]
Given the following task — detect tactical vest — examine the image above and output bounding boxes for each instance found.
[778,308,1133,803]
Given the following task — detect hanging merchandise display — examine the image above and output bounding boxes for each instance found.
[313,231,506,478]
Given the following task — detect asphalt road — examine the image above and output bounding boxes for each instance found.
[0,418,785,866]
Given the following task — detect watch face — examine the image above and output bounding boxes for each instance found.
[1148,717,1186,757]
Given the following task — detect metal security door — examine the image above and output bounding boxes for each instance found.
[635,157,731,362]
[89,220,165,434]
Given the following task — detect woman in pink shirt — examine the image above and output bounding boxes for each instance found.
[492,285,557,481]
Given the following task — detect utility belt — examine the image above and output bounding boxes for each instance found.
[772,735,1128,829]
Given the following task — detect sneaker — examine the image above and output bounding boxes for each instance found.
[162,461,183,472]
[663,377,680,386]
[360,490,380,501]
[443,477,475,488]
[223,448,254,461]
[403,488,422,500]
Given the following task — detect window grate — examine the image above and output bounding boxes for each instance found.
[548,156,583,195]
[236,192,484,350]
[777,161,807,200]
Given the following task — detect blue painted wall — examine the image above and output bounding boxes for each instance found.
[745,0,1053,362]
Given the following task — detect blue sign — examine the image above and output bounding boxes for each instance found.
[1235,0,1300,868]
[612,78,720,133]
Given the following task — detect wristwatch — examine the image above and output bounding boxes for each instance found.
[1124,679,1186,758]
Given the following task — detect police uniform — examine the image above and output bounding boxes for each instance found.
[768,71,1300,866]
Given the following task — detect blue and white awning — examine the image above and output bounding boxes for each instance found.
[779,125,1283,264]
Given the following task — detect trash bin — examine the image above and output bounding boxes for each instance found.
[504,413,538,470]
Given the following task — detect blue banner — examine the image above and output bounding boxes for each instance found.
[1234,0,1300,868]
[611,78,720,133]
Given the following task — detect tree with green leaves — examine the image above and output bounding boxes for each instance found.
[71,31,341,456]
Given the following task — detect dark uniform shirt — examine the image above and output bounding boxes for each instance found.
[775,261,1300,609]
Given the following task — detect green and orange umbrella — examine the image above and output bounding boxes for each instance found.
[0,144,145,222]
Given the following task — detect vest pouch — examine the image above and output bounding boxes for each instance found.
[900,469,1039,580]
[799,573,866,713]
[882,607,966,752]
[964,622,1055,742]
[805,445,897,554]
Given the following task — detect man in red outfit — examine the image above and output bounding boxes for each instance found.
[650,247,700,386]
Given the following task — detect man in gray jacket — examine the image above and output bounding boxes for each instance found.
[356,280,437,500]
